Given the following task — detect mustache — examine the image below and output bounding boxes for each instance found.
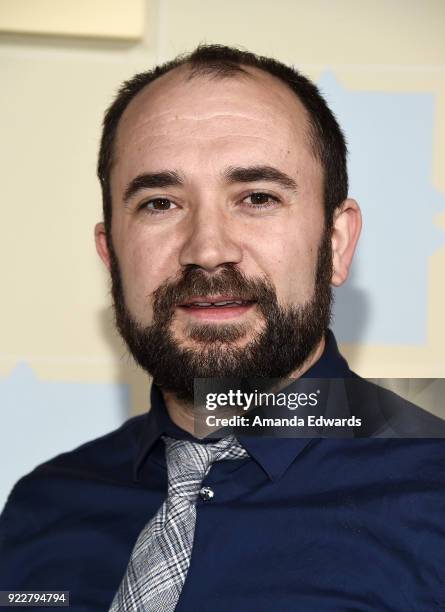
[151,264,277,321]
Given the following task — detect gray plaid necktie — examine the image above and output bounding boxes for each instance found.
[109,435,248,612]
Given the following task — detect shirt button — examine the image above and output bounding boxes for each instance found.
[199,486,214,501]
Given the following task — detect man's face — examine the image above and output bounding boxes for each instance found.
[102,66,333,399]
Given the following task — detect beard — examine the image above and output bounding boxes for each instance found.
[108,228,333,402]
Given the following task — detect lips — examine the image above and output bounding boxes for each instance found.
[178,296,255,308]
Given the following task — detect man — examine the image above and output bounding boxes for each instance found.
[1,45,445,611]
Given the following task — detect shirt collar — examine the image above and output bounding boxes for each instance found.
[134,329,351,482]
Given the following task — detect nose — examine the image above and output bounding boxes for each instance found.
[178,205,243,272]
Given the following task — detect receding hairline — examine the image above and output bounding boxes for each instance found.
[112,61,320,170]
[98,44,348,240]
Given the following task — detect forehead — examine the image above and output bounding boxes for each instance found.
[112,65,320,185]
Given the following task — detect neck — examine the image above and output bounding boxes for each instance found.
[162,334,326,436]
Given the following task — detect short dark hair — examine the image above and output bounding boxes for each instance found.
[97,44,348,243]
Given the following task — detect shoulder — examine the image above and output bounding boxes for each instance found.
[346,373,445,438]
[0,414,146,541]
[29,413,146,482]
[0,414,151,590]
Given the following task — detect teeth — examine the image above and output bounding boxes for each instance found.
[186,300,247,308]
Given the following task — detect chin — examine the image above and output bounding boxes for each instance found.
[174,318,265,347]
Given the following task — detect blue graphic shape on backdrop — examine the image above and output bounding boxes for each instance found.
[318,72,445,344]
[0,362,130,511]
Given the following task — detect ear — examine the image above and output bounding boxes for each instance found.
[331,198,362,286]
[94,222,112,272]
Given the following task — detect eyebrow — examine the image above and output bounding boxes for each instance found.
[123,170,183,203]
[224,165,299,193]
[122,164,299,204]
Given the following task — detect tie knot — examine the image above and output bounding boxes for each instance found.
[163,436,248,502]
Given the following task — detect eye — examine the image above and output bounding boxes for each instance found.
[242,192,280,209]
[139,198,177,214]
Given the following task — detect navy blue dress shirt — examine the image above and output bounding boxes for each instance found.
[1,331,445,611]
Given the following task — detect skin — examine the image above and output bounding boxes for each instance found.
[95,65,362,433]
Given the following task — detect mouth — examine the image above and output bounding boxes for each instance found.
[177,295,256,321]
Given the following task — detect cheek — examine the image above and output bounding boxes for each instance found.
[116,237,175,315]
[248,224,321,304]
